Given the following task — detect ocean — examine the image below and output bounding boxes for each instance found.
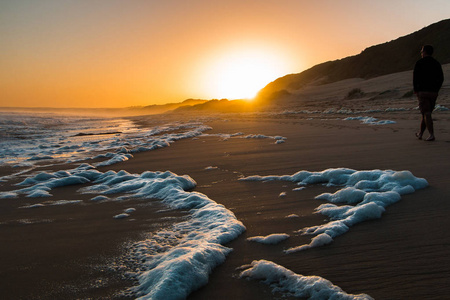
[0,111,140,167]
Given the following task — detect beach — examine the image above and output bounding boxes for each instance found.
[3,1,450,298]
[1,75,450,299]
[187,115,450,299]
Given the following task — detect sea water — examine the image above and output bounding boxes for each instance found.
[0,111,138,167]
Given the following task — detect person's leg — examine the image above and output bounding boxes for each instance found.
[424,112,435,141]
[417,92,437,141]
[417,114,426,139]
[417,93,426,139]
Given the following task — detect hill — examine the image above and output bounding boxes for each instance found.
[129,99,208,114]
[256,19,450,101]
[171,99,255,114]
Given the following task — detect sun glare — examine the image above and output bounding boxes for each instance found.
[202,48,290,100]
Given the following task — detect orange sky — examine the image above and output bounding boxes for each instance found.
[1,1,449,108]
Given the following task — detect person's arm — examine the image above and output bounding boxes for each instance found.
[413,62,420,93]
[438,64,444,91]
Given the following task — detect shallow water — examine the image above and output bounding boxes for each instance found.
[0,111,138,167]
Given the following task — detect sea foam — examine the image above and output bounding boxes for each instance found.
[247,233,290,245]
[344,116,396,125]
[240,168,427,252]
[1,163,245,299]
[239,260,373,299]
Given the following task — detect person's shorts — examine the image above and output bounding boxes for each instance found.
[417,91,438,114]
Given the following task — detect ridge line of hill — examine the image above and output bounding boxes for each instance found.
[256,18,450,100]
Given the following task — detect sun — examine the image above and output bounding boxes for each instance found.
[202,47,290,100]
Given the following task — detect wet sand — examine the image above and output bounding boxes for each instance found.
[1,104,450,299]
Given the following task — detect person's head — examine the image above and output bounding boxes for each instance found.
[421,45,434,57]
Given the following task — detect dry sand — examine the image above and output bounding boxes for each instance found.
[1,74,450,299]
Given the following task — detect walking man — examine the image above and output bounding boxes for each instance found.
[413,45,444,141]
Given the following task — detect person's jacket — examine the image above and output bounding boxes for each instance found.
[413,56,444,93]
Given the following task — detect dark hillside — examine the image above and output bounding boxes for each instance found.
[258,19,450,99]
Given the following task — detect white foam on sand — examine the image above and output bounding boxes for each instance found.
[0,163,245,299]
[19,200,83,209]
[202,132,287,144]
[204,166,219,170]
[243,134,287,144]
[239,259,373,300]
[293,187,306,191]
[344,116,396,125]
[285,214,299,218]
[113,213,130,219]
[240,168,427,252]
[434,104,449,111]
[247,233,289,245]
[280,107,412,116]
[90,195,109,202]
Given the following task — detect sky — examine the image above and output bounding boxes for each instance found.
[1,0,449,108]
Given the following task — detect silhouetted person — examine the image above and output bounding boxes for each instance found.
[413,45,444,141]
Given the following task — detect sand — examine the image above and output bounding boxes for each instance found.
[131,114,450,300]
[1,74,450,299]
